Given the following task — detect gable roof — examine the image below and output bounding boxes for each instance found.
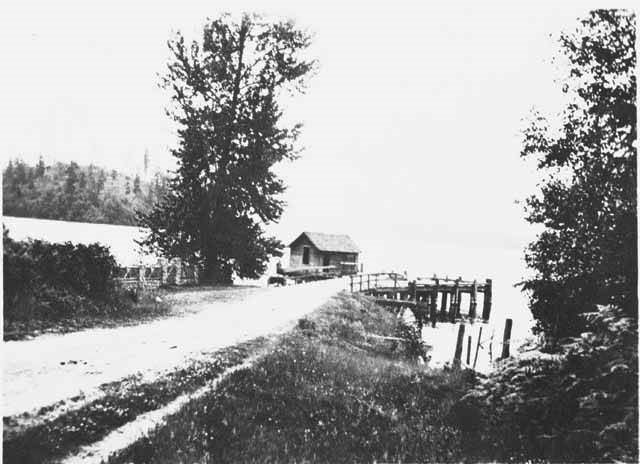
[289,232,360,253]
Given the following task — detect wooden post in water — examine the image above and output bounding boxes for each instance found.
[482,278,493,321]
[430,279,439,327]
[466,335,472,365]
[453,323,466,367]
[501,318,513,359]
[440,291,448,319]
[454,278,463,319]
[448,289,457,322]
[469,280,478,321]
[473,326,483,369]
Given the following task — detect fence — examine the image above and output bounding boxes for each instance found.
[116,260,199,291]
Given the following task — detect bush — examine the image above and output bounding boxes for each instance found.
[3,229,121,323]
[452,305,638,463]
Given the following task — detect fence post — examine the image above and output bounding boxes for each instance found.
[359,275,362,292]
[367,274,370,291]
[501,318,513,359]
[466,335,472,365]
[453,323,465,367]
[350,276,353,293]
[473,326,483,369]
[482,278,493,321]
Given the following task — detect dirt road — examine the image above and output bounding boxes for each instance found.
[3,278,346,417]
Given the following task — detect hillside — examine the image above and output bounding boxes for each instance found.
[2,159,169,226]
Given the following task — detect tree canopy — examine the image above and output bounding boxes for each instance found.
[520,10,636,337]
[139,13,315,283]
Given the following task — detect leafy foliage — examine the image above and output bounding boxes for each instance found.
[453,306,637,463]
[520,10,636,336]
[3,158,169,226]
[3,230,162,336]
[139,13,315,283]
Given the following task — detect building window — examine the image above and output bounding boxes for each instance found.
[303,246,310,265]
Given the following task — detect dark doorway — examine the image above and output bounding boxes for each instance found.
[323,255,331,266]
[303,246,310,265]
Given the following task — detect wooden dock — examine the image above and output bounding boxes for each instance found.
[348,273,492,326]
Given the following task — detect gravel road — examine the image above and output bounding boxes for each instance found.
[3,278,346,417]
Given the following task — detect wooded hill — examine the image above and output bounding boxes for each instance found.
[3,159,169,226]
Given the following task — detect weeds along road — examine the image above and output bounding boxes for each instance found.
[3,278,346,417]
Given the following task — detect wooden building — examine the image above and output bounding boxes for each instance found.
[288,232,360,272]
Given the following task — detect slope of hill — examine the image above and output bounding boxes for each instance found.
[2,159,169,226]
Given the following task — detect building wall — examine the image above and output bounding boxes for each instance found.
[289,236,323,267]
[322,252,358,266]
[289,237,358,268]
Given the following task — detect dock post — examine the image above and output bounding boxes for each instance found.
[466,335,472,365]
[501,318,513,359]
[440,291,448,319]
[453,323,466,367]
[430,279,439,327]
[448,289,457,322]
[482,279,493,321]
[473,326,483,369]
[469,280,478,321]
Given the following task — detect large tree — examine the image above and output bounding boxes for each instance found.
[521,10,636,337]
[139,14,315,283]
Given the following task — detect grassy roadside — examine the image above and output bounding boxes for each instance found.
[109,292,476,463]
[2,338,269,464]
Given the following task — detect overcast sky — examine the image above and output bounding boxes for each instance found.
[1,0,635,273]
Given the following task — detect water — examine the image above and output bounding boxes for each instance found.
[357,237,537,372]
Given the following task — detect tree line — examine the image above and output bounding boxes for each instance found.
[2,158,169,226]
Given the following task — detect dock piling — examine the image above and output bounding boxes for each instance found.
[501,318,513,359]
[482,278,493,321]
[453,323,465,367]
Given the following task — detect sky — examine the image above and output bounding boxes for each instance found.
[1,0,636,282]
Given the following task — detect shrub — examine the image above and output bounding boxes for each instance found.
[3,229,121,323]
[452,305,638,463]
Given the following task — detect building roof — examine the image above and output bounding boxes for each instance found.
[289,232,360,253]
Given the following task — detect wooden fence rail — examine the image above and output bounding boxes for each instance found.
[115,261,199,291]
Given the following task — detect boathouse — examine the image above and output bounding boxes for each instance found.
[289,232,360,271]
